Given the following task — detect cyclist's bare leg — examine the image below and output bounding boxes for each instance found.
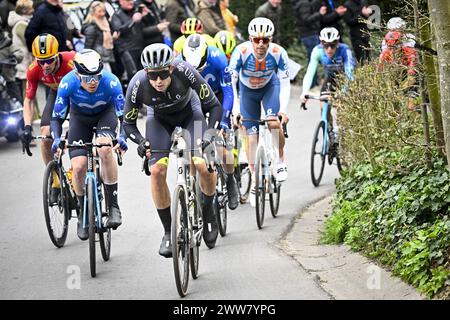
[150,163,171,209]
[245,133,258,174]
[71,155,88,196]
[268,119,285,159]
[40,126,53,165]
[96,136,117,184]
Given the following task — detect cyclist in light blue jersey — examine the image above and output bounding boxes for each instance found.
[51,49,128,240]
[300,27,355,138]
[181,33,239,210]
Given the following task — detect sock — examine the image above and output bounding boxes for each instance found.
[76,195,85,219]
[157,207,171,234]
[105,182,118,207]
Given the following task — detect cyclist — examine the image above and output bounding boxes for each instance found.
[173,18,215,56]
[229,17,290,207]
[181,33,239,210]
[381,17,416,51]
[20,34,76,202]
[123,43,222,257]
[300,27,355,142]
[379,31,418,111]
[214,30,237,61]
[51,49,127,241]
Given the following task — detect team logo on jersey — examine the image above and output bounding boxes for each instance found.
[110,79,119,88]
[55,97,64,105]
[59,81,69,90]
[116,94,124,101]
[131,80,140,103]
[125,108,139,121]
[177,63,185,72]
[184,68,196,84]
[199,83,210,100]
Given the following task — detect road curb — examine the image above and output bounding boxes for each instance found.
[277,195,424,300]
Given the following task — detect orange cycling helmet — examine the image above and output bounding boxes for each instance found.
[32,33,59,59]
[180,18,203,35]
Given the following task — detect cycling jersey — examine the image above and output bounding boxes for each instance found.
[197,45,233,129]
[301,43,355,97]
[52,70,124,119]
[173,33,215,55]
[379,46,417,76]
[25,51,76,100]
[229,41,290,114]
[123,59,221,145]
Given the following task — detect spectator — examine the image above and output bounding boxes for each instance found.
[86,0,116,20]
[255,0,282,44]
[343,0,372,64]
[321,0,347,37]
[0,0,16,33]
[0,17,22,101]
[292,0,323,87]
[24,0,71,52]
[140,0,171,46]
[196,0,226,36]
[164,0,191,42]
[220,0,238,35]
[111,0,147,83]
[7,0,33,101]
[82,1,119,72]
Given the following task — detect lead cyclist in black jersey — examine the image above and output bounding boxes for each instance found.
[123,43,222,257]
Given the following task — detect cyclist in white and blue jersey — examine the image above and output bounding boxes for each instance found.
[181,33,239,210]
[51,49,128,240]
[229,17,290,207]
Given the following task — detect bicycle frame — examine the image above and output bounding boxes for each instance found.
[256,121,278,193]
[321,101,330,156]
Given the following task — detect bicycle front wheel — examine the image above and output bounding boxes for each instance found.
[189,185,200,280]
[255,147,266,229]
[171,185,190,297]
[98,181,111,262]
[87,178,96,278]
[269,176,281,218]
[43,160,69,248]
[215,170,227,237]
[238,165,251,204]
[311,121,327,187]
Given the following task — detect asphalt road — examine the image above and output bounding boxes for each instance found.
[0,85,340,299]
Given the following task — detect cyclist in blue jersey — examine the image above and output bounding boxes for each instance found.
[51,49,128,241]
[300,27,355,138]
[181,33,239,210]
[229,17,291,207]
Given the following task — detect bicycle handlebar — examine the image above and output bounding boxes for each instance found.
[22,135,52,157]
[300,94,332,111]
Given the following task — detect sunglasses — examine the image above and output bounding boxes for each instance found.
[80,73,102,84]
[322,43,338,49]
[37,56,57,66]
[146,69,171,81]
[251,37,270,45]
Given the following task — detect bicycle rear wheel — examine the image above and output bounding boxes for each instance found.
[311,121,327,187]
[171,185,190,297]
[269,176,281,218]
[238,165,251,204]
[255,147,266,229]
[215,169,227,237]
[87,178,96,278]
[43,160,69,248]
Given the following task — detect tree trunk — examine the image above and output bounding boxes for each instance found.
[420,16,446,161]
[428,0,450,166]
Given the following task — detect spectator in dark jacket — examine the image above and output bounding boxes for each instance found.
[111,0,147,82]
[82,1,119,72]
[0,0,17,33]
[255,0,282,44]
[321,0,347,37]
[165,0,191,42]
[343,0,372,64]
[140,0,170,46]
[24,0,70,52]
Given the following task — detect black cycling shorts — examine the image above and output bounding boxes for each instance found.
[40,89,57,127]
[68,107,118,159]
[320,76,337,96]
[146,94,208,167]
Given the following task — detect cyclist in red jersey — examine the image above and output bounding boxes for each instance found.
[21,34,75,165]
[379,31,418,111]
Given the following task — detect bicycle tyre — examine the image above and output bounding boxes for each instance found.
[255,147,266,229]
[189,185,200,280]
[42,160,69,248]
[87,178,96,278]
[269,176,281,218]
[238,165,251,204]
[98,181,111,262]
[216,170,227,237]
[311,121,327,187]
[171,185,190,297]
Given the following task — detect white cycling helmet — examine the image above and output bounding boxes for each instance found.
[248,17,274,38]
[182,34,208,70]
[141,43,174,70]
[387,17,406,30]
[74,49,103,75]
[319,27,340,43]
